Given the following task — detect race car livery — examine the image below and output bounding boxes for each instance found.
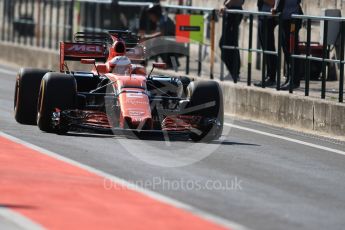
[14,31,223,142]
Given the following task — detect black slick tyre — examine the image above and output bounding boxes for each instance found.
[14,68,50,124]
[37,73,77,133]
[186,81,224,142]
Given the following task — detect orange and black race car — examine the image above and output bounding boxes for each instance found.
[14,31,223,142]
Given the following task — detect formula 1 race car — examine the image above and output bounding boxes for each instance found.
[14,31,223,142]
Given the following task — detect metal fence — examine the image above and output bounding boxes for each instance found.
[291,14,345,102]
[0,0,151,49]
[158,4,216,79]
[222,9,283,88]
[0,0,217,78]
[0,0,75,49]
[116,2,217,78]
[223,9,345,103]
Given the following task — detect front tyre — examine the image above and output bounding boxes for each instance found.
[186,81,224,142]
[37,73,77,133]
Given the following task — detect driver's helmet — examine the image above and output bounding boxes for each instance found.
[108,56,131,75]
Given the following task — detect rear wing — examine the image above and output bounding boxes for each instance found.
[75,30,140,48]
[74,32,112,44]
[60,42,108,72]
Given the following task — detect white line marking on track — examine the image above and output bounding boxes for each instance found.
[0,206,44,230]
[225,123,345,156]
[0,131,249,230]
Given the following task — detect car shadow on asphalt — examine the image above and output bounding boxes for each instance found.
[208,140,260,146]
[66,132,115,138]
[66,132,259,146]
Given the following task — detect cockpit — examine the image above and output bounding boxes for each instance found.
[108,56,132,75]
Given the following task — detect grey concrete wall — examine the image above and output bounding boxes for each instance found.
[220,82,345,137]
[0,42,84,71]
[0,41,344,138]
[0,42,59,70]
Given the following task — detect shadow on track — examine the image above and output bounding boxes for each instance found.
[208,140,260,146]
[66,132,115,139]
[66,132,259,146]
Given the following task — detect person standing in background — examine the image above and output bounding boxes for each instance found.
[140,4,178,69]
[219,0,245,82]
[255,0,277,87]
[272,0,303,90]
[138,9,157,37]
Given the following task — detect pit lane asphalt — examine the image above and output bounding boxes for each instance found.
[1,65,345,230]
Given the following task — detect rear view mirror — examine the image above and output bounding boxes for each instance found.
[81,59,96,65]
[148,62,168,78]
[152,62,167,70]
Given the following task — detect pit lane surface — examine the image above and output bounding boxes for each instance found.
[1,65,345,230]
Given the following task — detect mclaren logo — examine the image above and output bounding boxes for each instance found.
[67,45,102,53]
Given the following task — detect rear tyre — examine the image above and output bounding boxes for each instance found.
[186,81,224,142]
[14,68,51,124]
[37,73,77,133]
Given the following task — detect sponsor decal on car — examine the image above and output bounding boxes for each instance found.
[128,110,145,116]
[126,92,144,98]
[67,44,103,53]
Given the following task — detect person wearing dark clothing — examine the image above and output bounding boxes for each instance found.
[142,4,178,68]
[138,10,157,36]
[219,0,245,82]
[273,0,303,90]
[255,0,277,87]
